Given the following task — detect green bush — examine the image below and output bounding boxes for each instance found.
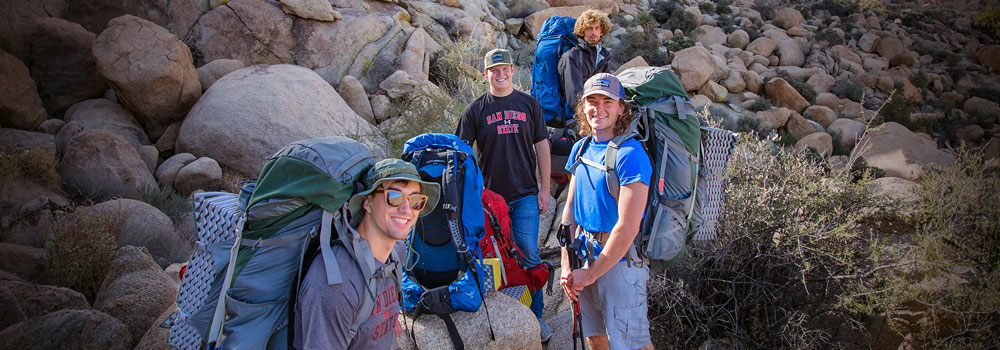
[911,41,948,63]
[611,30,670,68]
[698,2,715,15]
[751,0,781,21]
[666,8,699,33]
[648,137,888,348]
[973,5,1000,39]
[140,184,192,224]
[0,148,61,191]
[876,95,923,131]
[747,98,773,112]
[969,86,1000,104]
[45,210,118,302]
[716,0,733,15]
[861,151,1000,348]
[832,76,865,102]
[666,34,696,54]
[651,1,681,25]
[911,70,930,90]
[810,0,859,18]
[815,28,843,46]
[783,76,817,103]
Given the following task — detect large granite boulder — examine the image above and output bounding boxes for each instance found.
[524,6,594,38]
[828,118,867,151]
[196,58,245,91]
[746,37,777,57]
[765,78,809,113]
[134,304,179,350]
[29,18,107,116]
[174,157,223,195]
[85,199,191,267]
[976,45,1000,73]
[338,75,376,125]
[58,129,156,200]
[774,7,803,29]
[0,51,47,130]
[777,38,805,67]
[177,64,388,176]
[0,243,49,284]
[0,0,64,64]
[93,246,178,349]
[696,25,726,46]
[795,132,833,156]
[398,291,541,350]
[0,309,132,349]
[0,279,89,330]
[859,122,956,181]
[672,46,716,92]
[280,0,340,21]
[63,99,150,147]
[92,15,202,140]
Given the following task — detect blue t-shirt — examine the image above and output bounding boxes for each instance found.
[565,137,653,234]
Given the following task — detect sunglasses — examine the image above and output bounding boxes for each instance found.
[375,189,429,211]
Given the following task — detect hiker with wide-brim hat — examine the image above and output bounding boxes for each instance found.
[295,158,440,349]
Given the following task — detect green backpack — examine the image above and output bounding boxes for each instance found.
[570,66,737,267]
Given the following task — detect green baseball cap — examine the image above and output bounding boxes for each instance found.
[348,158,440,226]
[483,48,513,69]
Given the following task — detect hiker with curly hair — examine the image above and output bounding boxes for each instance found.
[294,159,441,350]
[560,73,654,350]
[558,9,612,111]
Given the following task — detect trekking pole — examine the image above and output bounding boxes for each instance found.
[558,222,586,350]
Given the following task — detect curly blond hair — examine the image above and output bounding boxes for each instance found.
[574,9,611,38]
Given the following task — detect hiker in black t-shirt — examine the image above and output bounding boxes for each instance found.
[455,48,554,342]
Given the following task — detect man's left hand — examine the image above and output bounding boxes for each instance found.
[538,193,550,213]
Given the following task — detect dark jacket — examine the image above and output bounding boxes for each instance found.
[557,37,610,111]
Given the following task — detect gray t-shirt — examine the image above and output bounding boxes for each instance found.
[293,243,402,350]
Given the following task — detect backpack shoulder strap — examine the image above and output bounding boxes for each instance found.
[566,136,593,175]
[604,132,638,200]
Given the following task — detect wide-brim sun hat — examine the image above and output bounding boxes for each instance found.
[580,72,625,102]
[348,158,440,225]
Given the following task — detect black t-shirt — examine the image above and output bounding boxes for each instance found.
[455,90,547,201]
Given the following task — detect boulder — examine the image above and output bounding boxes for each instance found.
[524,6,594,39]
[29,18,107,116]
[983,138,999,160]
[92,15,201,140]
[547,0,618,13]
[0,51,47,130]
[696,25,726,46]
[155,122,181,155]
[58,129,156,200]
[613,56,650,75]
[774,7,803,29]
[757,107,792,131]
[876,35,906,62]
[156,152,197,185]
[54,121,84,158]
[699,80,728,102]
[963,96,1000,118]
[0,285,25,329]
[279,0,340,21]
[133,304,179,350]
[0,279,89,327]
[955,125,984,142]
[397,27,430,82]
[85,200,191,266]
[830,45,862,65]
[764,78,809,113]
[397,291,541,350]
[976,45,1000,73]
[0,0,64,63]
[64,0,170,35]
[0,243,49,285]
[0,128,56,155]
[196,59,246,91]
[177,64,388,176]
[0,309,132,350]
[806,73,836,94]
[784,112,814,140]
[339,75,376,125]
[672,46,716,92]
[746,37,777,57]
[185,0,294,66]
[63,99,150,147]
[506,0,549,18]
[371,94,392,123]
[94,246,177,348]
[804,105,837,128]
[722,69,746,93]
[858,32,880,53]
[786,26,809,37]
[859,122,956,181]
[777,39,805,67]
[727,29,750,50]
[174,157,223,194]
[741,70,763,94]
[795,132,833,156]
[38,119,65,135]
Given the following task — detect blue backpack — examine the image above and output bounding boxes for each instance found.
[400,133,493,349]
[531,16,578,127]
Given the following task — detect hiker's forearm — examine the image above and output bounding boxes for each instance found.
[589,182,648,279]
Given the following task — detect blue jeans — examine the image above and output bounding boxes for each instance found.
[508,195,543,319]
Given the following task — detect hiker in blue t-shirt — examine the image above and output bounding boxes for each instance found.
[559,73,654,350]
[456,48,555,342]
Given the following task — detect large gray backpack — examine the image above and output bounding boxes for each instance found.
[163,137,400,349]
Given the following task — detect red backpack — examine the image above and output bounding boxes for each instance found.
[480,189,550,291]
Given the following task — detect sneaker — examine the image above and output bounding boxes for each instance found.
[539,319,554,342]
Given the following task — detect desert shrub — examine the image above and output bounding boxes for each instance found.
[45,210,118,302]
[876,95,923,130]
[666,8,699,33]
[815,28,843,46]
[782,75,817,103]
[698,2,715,15]
[747,98,773,112]
[716,0,733,15]
[969,86,1000,104]
[810,0,858,18]
[744,25,763,42]
[666,34,696,53]
[717,14,737,33]
[647,136,888,349]
[911,70,930,90]
[611,30,670,68]
[973,5,1000,39]
[751,0,781,21]
[861,152,1000,348]
[911,41,948,63]
[139,184,192,224]
[0,148,61,191]
[651,0,681,25]
[946,61,969,83]
[384,90,465,156]
[832,76,864,102]
[733,114,771,138]
[429,38,488,105]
